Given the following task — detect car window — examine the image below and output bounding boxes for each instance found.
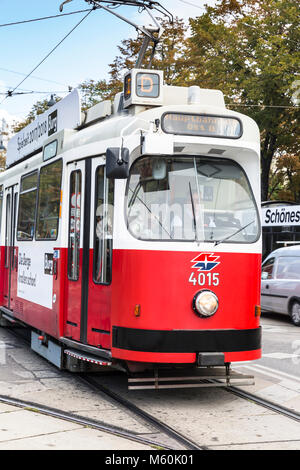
[276,256,300,280]
[261,257,275,280]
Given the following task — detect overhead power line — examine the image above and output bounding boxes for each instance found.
[178,0,206,10]
[0,67,69,87]
[0,9,94,106]
[227,103,300,109]
[0,9,92,28]
[0,89,70,97]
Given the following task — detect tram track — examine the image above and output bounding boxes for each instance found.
[2,326,203,450]
[80,374,205,451]
[3,325,300,449]
[0,393,173,449]
[80,373,300,450]
[226,386,300,423]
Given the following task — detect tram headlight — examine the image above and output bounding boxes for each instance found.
[192,290,219,318]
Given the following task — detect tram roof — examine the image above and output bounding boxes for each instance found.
[5,72,260,171]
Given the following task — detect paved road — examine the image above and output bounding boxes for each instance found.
[255,312,300,379]
[1,316,300,449]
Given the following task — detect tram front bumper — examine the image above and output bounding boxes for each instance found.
[112,326,262,354]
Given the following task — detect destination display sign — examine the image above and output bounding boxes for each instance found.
[162,113,242,139]
[6,89,81,167]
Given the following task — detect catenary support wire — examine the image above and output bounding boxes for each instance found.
[0,9,94,106]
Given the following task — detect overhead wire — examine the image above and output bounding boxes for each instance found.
[178,0,206,10]
[0,67,69,87]
[0,90,70,96]
[0,2,297,111]
[0,8,94,106]
[0,9,92,28]
[227,103,300,109]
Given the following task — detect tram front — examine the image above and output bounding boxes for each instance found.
[109,70,262,377]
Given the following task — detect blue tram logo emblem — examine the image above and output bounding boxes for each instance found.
[191,253,220,272]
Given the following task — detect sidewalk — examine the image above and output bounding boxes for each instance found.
[0,402,153,450]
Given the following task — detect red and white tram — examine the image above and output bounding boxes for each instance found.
[0,68,262,388]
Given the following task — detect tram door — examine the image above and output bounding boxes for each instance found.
[3,185,18,309]
[86,158,113,349]
[64,161,85,342]
[64,157,113,349]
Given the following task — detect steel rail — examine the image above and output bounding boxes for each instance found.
[227,386,300,423]
[80,375,206,450]
[6,326,300,437]
[3,327,203,449]
[0,393,174,449]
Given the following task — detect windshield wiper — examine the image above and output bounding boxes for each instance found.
[128,187,173,239]
[214,220,255,246]
[189,182,198,242]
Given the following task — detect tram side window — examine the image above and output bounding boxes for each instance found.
[5,194,11,267]
[93,166,114,284]
[36,160,62,240]
[261,257,275,280]
[68,171,81,281]
[17,172,38,241]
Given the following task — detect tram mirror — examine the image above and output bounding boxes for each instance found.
[152,159,166,180]
[106,147,130,179]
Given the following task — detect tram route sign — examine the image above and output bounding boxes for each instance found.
[6,89,81,167]
[123,69,164,108]
[162,113,242,139]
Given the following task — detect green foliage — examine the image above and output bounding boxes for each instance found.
[0,152,6,172]
[10,1,299,201]
[187,0,300,200]
[80,79,118,111]
[109,17,188,85]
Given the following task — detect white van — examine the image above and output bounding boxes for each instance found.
[261,245,300,326]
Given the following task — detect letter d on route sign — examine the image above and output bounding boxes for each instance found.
[141,75,154,94]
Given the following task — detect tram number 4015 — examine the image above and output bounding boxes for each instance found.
[189,271,220,286]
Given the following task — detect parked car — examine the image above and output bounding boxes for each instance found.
[261,245,300,326]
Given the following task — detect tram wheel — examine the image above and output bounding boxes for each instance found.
[290,301,300,326]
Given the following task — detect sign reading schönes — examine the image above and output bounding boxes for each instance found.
[262,206,300,227]
[6,89,81,167]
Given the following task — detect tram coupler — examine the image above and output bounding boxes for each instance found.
[197,352,225,367]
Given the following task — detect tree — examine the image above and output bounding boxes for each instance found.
[80,79,116,111]
[110,17,188,85]
[0,152,6,172]
[187,0,300,201]
[81,3,299,201]
[270,153,300,202]
[9,2,299,203]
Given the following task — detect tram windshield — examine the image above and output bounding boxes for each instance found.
[126,156,259,243]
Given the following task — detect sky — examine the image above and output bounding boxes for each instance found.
[0,0,215,124]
